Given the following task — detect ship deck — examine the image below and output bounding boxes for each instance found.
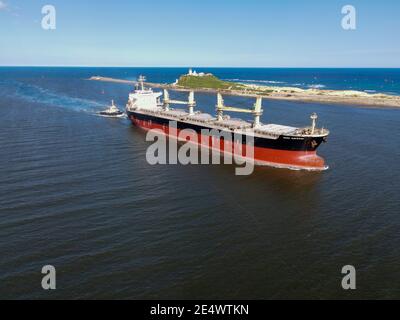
[129,107,328,138]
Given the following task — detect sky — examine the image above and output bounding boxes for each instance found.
[0,0,399,67]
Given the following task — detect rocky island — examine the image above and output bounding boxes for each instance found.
[89,70,400,108]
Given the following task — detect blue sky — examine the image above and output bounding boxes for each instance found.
[0,0,399,67]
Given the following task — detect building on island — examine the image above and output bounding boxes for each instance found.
[188,68,212,77]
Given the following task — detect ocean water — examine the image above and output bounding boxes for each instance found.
[0,67,399,299]
[215,68,400,95]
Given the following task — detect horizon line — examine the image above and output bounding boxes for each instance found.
[1,65,400,69]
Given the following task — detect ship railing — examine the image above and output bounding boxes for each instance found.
[254,130,280,138]
[294,127,329,136]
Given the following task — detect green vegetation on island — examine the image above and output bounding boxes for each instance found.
[176,74,245,91]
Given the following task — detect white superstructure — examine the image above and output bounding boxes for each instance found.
[127,76,163,111]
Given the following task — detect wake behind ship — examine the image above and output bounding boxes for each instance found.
[126,76,329,170]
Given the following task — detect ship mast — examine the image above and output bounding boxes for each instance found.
[253,97,263,127]
[310,113,318,134]
[138,75,146,91]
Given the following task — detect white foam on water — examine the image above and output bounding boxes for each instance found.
[307,84,326,89]
[223,79,286,84]
[8,80,105,114]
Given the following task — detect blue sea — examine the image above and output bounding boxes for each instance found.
[0,67,399,299]
[2,67,400,95]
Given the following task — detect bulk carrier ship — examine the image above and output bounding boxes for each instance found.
[126,76,329,170]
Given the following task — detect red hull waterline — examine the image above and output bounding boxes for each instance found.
[131,117,328,171]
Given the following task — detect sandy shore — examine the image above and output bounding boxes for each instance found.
[88,76,400,108]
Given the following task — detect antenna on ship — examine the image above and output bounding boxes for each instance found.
[216,93,263,128]
[138,75,146,91]
[310,113,318,134]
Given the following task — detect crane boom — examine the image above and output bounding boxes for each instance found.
[216,93,263,127]
[163,89,196,114]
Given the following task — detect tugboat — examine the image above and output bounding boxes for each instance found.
[99,100,124,117]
